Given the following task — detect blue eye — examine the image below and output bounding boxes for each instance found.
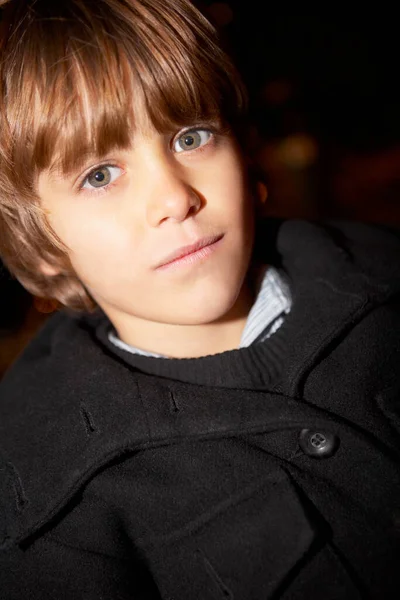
[173,129,212,153]
[82,165,123,190]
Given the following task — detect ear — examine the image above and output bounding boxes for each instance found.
[245,156,268,207]
[256,181,268,205]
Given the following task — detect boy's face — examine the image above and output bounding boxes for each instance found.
[38,105,255,346]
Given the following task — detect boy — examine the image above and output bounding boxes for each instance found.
[0,1,399,598]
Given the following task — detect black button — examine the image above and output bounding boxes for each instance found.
[299,429,339,459]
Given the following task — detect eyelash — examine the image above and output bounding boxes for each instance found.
[172,126,216,154]
[77,126,217,195]
[78,164,122,195]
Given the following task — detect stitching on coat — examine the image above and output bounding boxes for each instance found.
[79,403,99,436]
[138,474,280,548]
[7,461,28,513]
[196,548,234,599]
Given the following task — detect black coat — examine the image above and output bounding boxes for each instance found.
[1,219,400,599]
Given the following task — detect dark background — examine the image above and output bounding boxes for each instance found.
[1,2,399,373]
[221,2,400,223]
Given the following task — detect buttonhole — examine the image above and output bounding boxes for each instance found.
[169,391,180,413]
[80,403,98,436]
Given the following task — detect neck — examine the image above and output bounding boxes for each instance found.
[104,285,254,359]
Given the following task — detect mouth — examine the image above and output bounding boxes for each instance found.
[155,234,224,270]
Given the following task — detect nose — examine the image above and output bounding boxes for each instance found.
[145,162,202,227]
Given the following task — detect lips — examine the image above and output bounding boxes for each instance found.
[155,234,223,269]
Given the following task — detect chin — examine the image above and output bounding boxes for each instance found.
[165,285,246,326]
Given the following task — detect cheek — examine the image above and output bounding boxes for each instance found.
[50,208,135,278]
[199,151,250,213]
[219,150,251,207]
[215,170,253,226]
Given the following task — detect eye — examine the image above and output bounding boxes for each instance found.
[81,165,123,190]
[173,129,212,153]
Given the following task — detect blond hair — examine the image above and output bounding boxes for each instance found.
[0,0,247,311]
